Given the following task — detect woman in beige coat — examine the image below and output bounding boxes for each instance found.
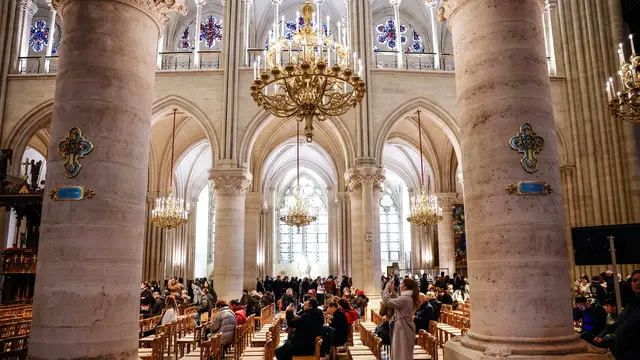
[382,278,420,360]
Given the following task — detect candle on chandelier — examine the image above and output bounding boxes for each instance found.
[606,82,612,101]
[257,56,261,75]
[631,34,636,54]
[358,59,362,77]
[326,16,330,37]
[264,50,268,71]
[353,52,357,70]
[296,11,300,31]
[619,43,625,65]
[288,41,292,63]
[253,61,258,79]
[327,45,331,66]
[618,70,624,91]
[338,22,342,43]
[282,16,285,38]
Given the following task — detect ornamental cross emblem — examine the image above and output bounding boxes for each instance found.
[58,126,93,178]
[509,123,544,173]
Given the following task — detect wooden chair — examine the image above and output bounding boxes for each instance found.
[138,336,162,360]
[292,336,322,360]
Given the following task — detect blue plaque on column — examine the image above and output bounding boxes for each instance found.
[48,186,96,201]
[506,181,552,195]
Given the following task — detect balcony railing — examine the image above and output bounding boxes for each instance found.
[157,50,222,70]
[373,51,455,71]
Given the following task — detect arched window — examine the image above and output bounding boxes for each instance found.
[178,16,223,51]
[374,19,423,53]
[278,174,328,265]
[29,20,49,53]
[380,192,401,262]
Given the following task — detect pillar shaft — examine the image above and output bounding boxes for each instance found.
[29,1,183,358]
[436,193,457,276]
[244,192,262,290]
[210,169,251,301]
[440,0,593,357]
[44,4,57,73]
[193,0,205,67]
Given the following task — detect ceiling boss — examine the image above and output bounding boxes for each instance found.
[250,0,366,142]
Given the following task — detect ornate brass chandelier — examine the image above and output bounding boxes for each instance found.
[152,109,189,229]
[407,110,443,226]
[606,35,639,123]
[250,0,366,142]
[280,122,317,229]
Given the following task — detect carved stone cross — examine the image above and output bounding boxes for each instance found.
[509,123,544,173]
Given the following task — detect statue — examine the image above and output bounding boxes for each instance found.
[30,160,42,190]
[0,149,12,186]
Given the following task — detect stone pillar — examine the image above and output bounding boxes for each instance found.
[44,1,57,73]
[209,169,251,301]
[193,0,206,68]
[244,192,262,290]
[12,0,37,72]
[345,167,384,295]
[436,193,456,276]
[337,192,350,275]
[29,1,185,359]
[143,193,167,282]
[243,0,252,66]
[425,1,440,70]
[389,0,402,68]
[439,0,610,358]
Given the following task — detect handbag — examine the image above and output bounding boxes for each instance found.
[375,321,391,345]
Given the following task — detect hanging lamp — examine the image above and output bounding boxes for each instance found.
[279,121,318,230]
[152,108,189,229]
[407,110,443,226]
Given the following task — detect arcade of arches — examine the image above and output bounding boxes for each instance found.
[0,0,639,359]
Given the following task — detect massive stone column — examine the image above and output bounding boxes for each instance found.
[440,0,611,359]
[209,169,251,301]
[436,193,457,276]
[345,167,384,296]
[29,1,185,359]
[244,192,262,290]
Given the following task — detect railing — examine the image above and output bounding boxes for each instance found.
[18,56,59,74]
[373,51,456,71]
[157,50,223,70]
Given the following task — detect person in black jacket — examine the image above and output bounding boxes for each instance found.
[589,276,607,305]
[574,296,607,343]
[275,299,325,360]
[256,278,265,293]
[325,302,349,346]
[151,292,165,316]
[247,291,261,317]
[614,270,640,360]
[414,294,435,333]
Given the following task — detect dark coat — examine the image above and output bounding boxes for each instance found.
[198,294,212,314]
[414,301,435,333]
[614,295,640,360]
[240,294,250,306]
[247,294,261,316]
[329,309,349,346]
[589,282,607,304]
[260,292,275,308]
[257,281,265,293]
[286,308,325,352]
[281,293,295,310]
[151,296,165,316]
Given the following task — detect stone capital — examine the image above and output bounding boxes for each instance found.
[389,0,401,7]
[245,192,264,212]
[424,0,438,8]
[435,192,458,212]
[344,167,385,197]
[438,0,545,25]
[271,0,282,5]
[209,169,252,196]
[18,0,38,15]
[52,0,187,29]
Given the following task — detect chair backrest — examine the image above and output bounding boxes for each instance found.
[199,339,211,360]
[314,336,323,360]
[428,320,437,335]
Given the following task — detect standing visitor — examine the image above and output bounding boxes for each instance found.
[614,270,640,360]
[382,278,419,360]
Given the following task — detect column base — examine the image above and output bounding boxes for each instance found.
[445,338,614,360]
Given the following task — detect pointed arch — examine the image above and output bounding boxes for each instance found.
[375,97,461,167]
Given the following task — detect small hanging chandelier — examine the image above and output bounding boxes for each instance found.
[152,109,189,229]
[605,35,639,123]
[279,122,318,229]
[407,110,443,226]
[250,0,366,142]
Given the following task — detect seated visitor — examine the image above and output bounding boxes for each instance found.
[198,288,213,315]
[240,289,250,306]
[338,299,359,325]
[280,288,296,310]
[209,300,238,347]
[593,298,618,349]
[168,277,181,296]
[614,270,640,360]
[191,280,202,305]
[275,299,325,360]
[574,296,607,343]
[161,296,178,324]
[229,299,247,325]
[414,293,435,333]
[151,291,165,316]
[247,290,261,317]
[590,275,608,305]
[354,290,369,316]
[180,289,191,304]
[140,282,153,313]
[438,287,454,305]
[325,302,349,347]
[260,291,275,309]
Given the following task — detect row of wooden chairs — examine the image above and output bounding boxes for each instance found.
[140,316,163,337]
[440,312,470,329]
[257,305,274,329]
[347,323,382,360]
[0,335,29,360]
[416,330,439,360]
[0,321,30,339]
[250,315,281,348]
[139,314,198,360]
[229,315,256,360]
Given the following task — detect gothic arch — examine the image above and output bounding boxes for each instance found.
[3,99,54,175]
[375,97,461,167]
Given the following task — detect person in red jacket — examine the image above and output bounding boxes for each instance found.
[338,299,359,325]
[229,299,247,325]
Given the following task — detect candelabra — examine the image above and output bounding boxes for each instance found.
[605,35,639,123]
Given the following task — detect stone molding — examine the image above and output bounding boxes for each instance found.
[424,0,438,8]
[438,0,545,24]
[245,192,264,212]
[388,0,401,6]
[194,0,206,6]
[560,164,576,175]
[345,167,385,197]
[18,0,38,15]
[209,169,252,196]
[435,192,458,212]
[52,0,187,27]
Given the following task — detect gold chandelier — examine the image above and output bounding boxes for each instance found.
[407,110,443,226]
[152,109,189,229]
[250,0,366,142]
[280,122,317,229]
[606,35,639,123]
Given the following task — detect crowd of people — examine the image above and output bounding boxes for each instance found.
[573,269,640,360]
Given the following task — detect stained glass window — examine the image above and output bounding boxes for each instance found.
[278,175,328,264]
[281,17,329,42]
[179,26,192,50]
[29,20,49,53]
[200,16,223,48]
[380,192,401,262]
[374,19,423,53]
